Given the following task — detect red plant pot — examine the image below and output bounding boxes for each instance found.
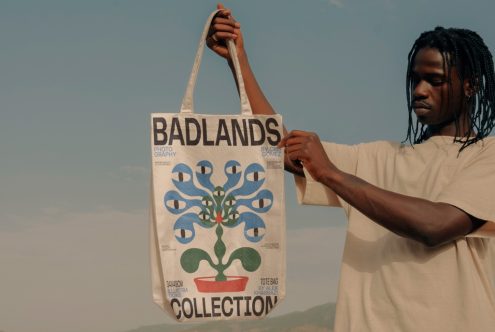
[194,276,248,293]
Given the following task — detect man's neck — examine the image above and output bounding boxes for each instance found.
[428,113,474,138]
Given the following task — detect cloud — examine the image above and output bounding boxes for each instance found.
[103,164,149,185]
[328,0,345,8]
[120,165,148,176]
[327,0,396,10]
[1,204,135,232]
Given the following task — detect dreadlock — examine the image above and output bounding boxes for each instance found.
[405,27,495,151]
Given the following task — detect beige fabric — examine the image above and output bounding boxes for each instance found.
[295,136,495,332]
[150,10,285,322]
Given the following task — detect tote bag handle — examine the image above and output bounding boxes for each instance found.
[180,9,252,116]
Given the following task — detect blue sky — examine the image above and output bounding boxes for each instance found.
[1,1,495,331]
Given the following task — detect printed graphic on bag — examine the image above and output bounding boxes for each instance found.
[151,114,285,321]
[165,160,272,293]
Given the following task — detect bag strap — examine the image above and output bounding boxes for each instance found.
[180,9,252,116]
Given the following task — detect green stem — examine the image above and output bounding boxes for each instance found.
[214,224,227,281]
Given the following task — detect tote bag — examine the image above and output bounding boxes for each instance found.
[150,10,286,322]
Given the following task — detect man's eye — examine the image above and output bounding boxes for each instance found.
[429,78,446,86]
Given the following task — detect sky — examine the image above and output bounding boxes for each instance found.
[1,1,495,332]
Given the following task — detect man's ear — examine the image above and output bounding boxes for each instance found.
[463,78,477,98]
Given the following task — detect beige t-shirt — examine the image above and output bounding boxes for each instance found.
[295,136,495,332]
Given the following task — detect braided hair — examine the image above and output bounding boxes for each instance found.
[405,27,495,151]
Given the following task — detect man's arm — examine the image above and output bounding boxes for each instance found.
[205,6,482,246]
[207,4,303,176]
[207,4,275,117]
[328,170,481,246]
[280,130,485,247]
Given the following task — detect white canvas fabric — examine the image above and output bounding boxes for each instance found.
[150,10,285,322]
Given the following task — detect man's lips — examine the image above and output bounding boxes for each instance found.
[413,102,431,116]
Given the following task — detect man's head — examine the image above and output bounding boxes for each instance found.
[405,27,495,149]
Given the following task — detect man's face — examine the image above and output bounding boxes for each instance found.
[411,47,468,134]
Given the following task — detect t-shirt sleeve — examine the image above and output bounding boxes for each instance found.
[294,142,359,208]
[435,141,495,238]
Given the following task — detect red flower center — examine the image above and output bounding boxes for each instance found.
[215,211,223,223]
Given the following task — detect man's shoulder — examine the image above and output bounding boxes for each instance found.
[320,140,402,157]
[478,135,495,147]
[451,135,495,157]
[357,140,404,152]
[470,136,495,158]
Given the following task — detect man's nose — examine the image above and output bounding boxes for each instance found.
[413,80,428,99]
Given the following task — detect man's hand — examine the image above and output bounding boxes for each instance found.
[206,3,244,62]
[278,130,339,181]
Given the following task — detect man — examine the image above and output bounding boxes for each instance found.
[207,4,495,331]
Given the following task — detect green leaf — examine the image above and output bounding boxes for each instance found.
[226,247,261,272]
[180,248,213,273]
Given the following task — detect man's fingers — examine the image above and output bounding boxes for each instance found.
[278,130,317,148]
[216,8,231,18]
[212,23,236,34]
[214,6,238,27]
[209,15,239,46]
[211,31,238,41]
[213,17,235,26]
[207,20,238,48]
[288,136,310,144]
[285,143,304,154]
[277,135,289,148]
[206,36,217,48]
[278,135,310,148]
[206,36,227,54]
[287,150,306,165]
[288,130,315,137]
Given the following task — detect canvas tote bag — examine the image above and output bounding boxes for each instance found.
[150,10,286,322]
